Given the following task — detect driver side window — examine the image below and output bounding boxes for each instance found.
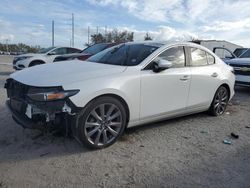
[157,46,185,68]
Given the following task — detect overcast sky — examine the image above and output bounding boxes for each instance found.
[0,0,250,49]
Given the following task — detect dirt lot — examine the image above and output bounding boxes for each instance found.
[0,57,250,188]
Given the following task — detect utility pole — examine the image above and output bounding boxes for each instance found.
[87,26,90,45]
[5,39,9,53]
[96,26,98,34]
[72,13,74,47]
[52,20,54,47]
[105,25,107,42]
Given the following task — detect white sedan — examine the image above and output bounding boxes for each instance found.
[13,46,81,70]
[5,42,235,149]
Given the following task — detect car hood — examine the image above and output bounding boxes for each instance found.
[15,53,43,57]
[225,58,250,65]
[10,60,127,87]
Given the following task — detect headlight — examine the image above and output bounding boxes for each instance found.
[27,90,80,101]
[15,56,32,61]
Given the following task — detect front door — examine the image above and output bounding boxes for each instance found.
[140,46,191,120]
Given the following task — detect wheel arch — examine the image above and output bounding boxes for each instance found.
[29,60,46,67]
[220,83,231,99]
[90,93,130,125]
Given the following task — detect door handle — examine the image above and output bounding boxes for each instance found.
[180,75,190,81]
[211,72,218,77]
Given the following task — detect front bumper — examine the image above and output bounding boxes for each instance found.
[6,100,41,129]
[235,75,250,87]
[5,79,81,132]
[6,98,78,131]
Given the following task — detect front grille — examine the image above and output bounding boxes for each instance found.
[229,64,250,76]
[5,79,29,100]
[236,81,250,86]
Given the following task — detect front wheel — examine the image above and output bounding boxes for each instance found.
[209,86,229,116]
[76,96,127,149]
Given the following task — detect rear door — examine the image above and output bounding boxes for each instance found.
[187,47,221,108]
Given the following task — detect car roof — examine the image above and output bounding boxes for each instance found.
[124,41,206,49]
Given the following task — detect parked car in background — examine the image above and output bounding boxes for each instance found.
[53,43,119,62]
[213,47,250,87]
[5,42,235,149]
[13,46,81,70]
[233,48,249,57]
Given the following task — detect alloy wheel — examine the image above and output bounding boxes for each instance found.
[213,87,229,115]
[84,103,123,146]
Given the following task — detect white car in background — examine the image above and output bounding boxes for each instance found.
[5,42,235,149]
[13,46,81,70]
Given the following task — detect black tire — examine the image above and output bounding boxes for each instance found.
[209,86,229,116]
[29,61,44,67]
[75,96,127,149]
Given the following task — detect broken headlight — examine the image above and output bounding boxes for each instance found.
[27,90,80,102]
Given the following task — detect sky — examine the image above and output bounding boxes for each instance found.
[0,0,250,49]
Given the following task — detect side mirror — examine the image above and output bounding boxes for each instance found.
[153,59,172,73]
[47,51,56,55]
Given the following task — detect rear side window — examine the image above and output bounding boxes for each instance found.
[157,46,185,68]
[190,48,207,66]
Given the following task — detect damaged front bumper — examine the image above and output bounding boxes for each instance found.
[5,79,81,132]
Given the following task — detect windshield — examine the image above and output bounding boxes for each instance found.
[233,48,247,57]
[82,43,109,55]
[87,43,160,66]
[38,47,56,53]
[239,49,250,58]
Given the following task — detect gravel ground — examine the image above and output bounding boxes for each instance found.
[0,57,250,188]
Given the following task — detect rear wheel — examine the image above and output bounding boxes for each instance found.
[209,86,229,116]
[76,96,127,149]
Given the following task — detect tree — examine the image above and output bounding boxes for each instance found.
[144,32,152,41]
[90,33,106,44]
[0,42,40,53]
[89,29,134,45]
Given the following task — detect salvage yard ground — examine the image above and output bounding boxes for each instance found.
[0,56,250,188]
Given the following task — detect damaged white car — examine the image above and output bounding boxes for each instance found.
[5,42,235,149]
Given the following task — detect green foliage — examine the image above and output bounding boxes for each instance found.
[90,29,134,45]
[0,43,41,53]
[144,32,152,41]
